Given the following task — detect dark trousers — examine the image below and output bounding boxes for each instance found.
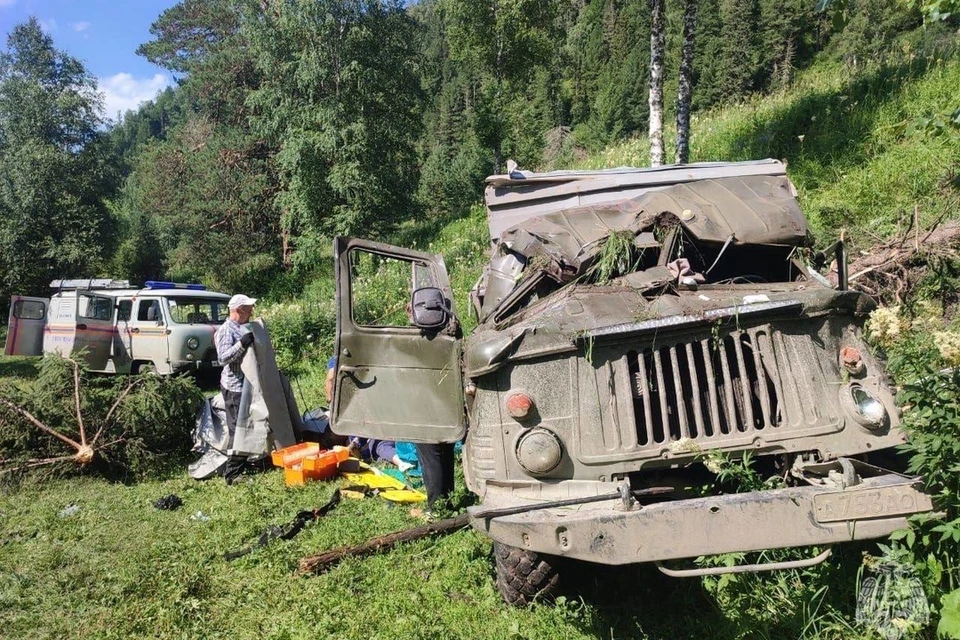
[221,387,242,431]
[221,387,245,481]
[415,442,455,507]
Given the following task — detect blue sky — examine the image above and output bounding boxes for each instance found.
[0,0,180,122]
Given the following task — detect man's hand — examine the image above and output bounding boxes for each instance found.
[240,332,254,348]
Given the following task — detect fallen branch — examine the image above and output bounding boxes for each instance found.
[298,513,470,574]
[69,358,86,446]
[832,218,960,303]
[0,396,82,450]
[94,378,145,445]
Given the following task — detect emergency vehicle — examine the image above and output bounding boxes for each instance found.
[4,279,230,374]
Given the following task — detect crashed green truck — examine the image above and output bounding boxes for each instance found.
[329,159,933,605]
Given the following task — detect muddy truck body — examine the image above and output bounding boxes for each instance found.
[330,159,933,604]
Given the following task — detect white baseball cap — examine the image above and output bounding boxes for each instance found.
[228,294,258,309]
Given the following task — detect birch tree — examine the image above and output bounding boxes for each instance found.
[647,0,665,166]
[675,0,697,164]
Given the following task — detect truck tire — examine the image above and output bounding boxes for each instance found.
[493,541,561,606]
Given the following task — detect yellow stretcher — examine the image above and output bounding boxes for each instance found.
[340,462,426,503]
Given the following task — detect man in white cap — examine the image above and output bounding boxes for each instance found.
[215,293,258,482]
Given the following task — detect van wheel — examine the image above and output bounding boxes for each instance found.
[132,361,157,375]
[493,541,561,606]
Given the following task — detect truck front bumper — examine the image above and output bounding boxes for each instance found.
[469,473,933,565]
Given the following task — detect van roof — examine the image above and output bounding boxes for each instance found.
[53,289,231,300]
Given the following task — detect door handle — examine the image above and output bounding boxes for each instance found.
[131,328,140,334]
[76,323,87,330]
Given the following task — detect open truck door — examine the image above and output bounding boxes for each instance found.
[331,237,465,443]
[4,296,48,356]
[73,292,116,371]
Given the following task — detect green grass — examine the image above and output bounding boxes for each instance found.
[0,356,40,382]
[1,466,888,640]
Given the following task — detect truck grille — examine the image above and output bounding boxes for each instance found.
[627,325,834,446]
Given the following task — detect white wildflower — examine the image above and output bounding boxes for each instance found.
[933,331,960,366]
[668,437,701,455]
[704,457,723,475]
[866,306,908,349]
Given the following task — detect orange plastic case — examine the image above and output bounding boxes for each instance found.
[270,442,320,468]
[276,445,350,486]
[302,447,350,480]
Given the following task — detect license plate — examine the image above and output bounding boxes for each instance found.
[813,485,929,523]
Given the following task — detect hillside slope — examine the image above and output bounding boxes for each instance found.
[579,45,959,247]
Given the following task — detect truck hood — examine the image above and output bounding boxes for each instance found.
[464,284,875,377]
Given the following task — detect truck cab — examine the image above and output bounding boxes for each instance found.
[330,160,933,604]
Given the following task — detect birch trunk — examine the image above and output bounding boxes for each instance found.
[648,0,665,167]
[675,0,697,165]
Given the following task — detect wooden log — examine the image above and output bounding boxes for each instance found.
[298,513,471,574]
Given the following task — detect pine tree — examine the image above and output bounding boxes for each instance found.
[719,0,760,101]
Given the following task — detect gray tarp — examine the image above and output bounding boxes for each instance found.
[189,318,304,479]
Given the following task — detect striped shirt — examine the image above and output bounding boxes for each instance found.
[215,319,249,392]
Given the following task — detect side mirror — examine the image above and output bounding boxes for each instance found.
[410,287,450,330]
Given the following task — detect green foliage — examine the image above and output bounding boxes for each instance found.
[907,107,960,140]
[862,300,960,636]
[587,230,641,284]
[245,0,424,260]
[107,86,186,170]
[0,356,203,479]
[0,18,118,302]
[259,297,337,374]
[940,588,960,638]
[119,118,281,293]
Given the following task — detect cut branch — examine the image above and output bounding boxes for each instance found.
[0,396,82,450]
[93,378,145,445]
[68,358,87,446]
[299,513,470,574]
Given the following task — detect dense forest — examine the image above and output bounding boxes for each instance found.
[0,0,955,303]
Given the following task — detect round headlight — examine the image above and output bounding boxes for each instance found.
[516,428,562,475]
[843,384,887,429]
[186,336,200,350]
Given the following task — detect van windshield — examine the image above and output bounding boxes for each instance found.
[166,298,228,324]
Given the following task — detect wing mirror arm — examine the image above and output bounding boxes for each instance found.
[817,238,848,291]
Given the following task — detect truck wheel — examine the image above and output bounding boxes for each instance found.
[493,541,561,606]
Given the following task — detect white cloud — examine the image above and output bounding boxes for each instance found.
[39,18,57,33]
[71,21,91,32]
[98,73,173,121]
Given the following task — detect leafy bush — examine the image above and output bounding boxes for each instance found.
[0,355,203,480]
[865,299,960,638]
[258,297,337,373]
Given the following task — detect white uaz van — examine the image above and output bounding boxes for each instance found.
[5,279,230,374]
